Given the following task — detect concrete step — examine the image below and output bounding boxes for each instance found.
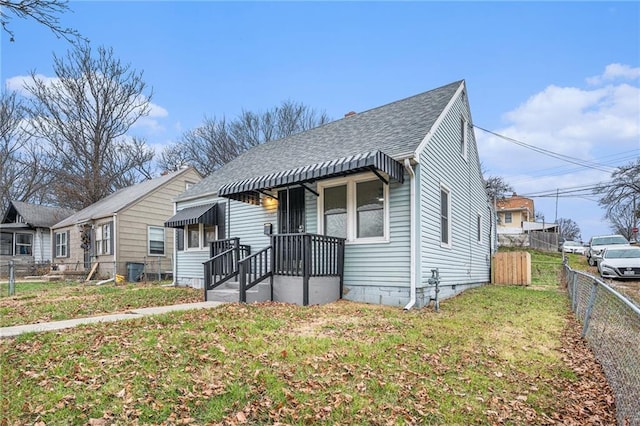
[206,280,271,303]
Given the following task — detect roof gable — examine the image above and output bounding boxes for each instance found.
[53,167,199,228]
[177,80,463,202]
[1,201,76,228]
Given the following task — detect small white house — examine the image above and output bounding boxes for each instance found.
[166,80,496,308]
[1,201,75,269]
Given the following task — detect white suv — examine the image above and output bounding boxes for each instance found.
[586,234,630,266]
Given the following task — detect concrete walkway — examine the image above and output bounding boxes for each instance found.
[0,301,224,338]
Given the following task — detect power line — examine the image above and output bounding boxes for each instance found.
[474,125,618,173]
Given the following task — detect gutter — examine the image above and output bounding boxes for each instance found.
[403,158,417,310]
[113,213,117,278]
[172,202,178,286]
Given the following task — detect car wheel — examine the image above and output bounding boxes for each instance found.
[588,257,595,266]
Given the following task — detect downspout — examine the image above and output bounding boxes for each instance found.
[172,202,178,286]
[403,158,417,310]
[112,213,117,278]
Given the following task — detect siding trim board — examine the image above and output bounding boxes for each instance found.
[415,82,466,157]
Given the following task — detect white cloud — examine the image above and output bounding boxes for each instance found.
[586,63,640,85]
[477,65,639,239]
[148,102,168,118]
[479,73,639,174]
[5,74,59,95]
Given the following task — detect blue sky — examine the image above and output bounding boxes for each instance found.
[2,1,639,241]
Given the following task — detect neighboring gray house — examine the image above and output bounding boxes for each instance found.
[1,201,75,266]
[52,167,202,280]
[166,80,495,308]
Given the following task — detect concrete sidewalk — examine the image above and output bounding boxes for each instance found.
[0,301,224,338]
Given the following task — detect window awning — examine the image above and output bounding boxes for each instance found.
[164,203,217,228]
[217,150,405,205]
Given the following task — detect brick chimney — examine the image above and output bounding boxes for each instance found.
[344,111,356,118]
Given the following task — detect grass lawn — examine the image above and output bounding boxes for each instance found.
[0,281,202,327]
[0,250,616,425]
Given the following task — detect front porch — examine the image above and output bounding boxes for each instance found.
[203,233,345,306]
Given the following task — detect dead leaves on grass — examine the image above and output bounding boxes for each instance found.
[2,301,618,425]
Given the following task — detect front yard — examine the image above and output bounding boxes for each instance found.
[0,265,616,425]
[0,281,202,327]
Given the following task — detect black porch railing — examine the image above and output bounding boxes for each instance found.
[270,233,346,305]
[205,233,345,305]
[203,238,250,300]
[238,246,273,303]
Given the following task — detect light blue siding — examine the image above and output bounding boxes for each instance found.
[418,91,492,299]
[174,195,278,286]
[176,249,209,288]
[227,198,277,251]
[343,177,411,290]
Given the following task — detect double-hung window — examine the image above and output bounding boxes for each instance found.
[148,226,165,256]
[319,174,387,242]
[505,212,512,224]
[0,232,12,256]
[55,231,68,258]
[182,224,217,250]
[95,223,111,255]
[15,233,32,255]
[187,224,200,249]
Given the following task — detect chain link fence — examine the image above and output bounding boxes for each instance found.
[563,263,640,426]
[1,258,173,283]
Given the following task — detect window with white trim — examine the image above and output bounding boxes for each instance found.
[15,233,32,255]
[319,174,387,242]
[182,224,219,250]
[440,185,451,247]
[187,224,200,249]
[55,231,68,258]
[95,223,111,255]
[204,225,216,246]
[148,226,165,256]
[505,212,512,224]
[176,228,184,251]
[0,232,12,256]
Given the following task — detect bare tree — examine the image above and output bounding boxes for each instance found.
[484,175,513,201]
[598,160,640,215]
[0,0,83,43]
[605,203,636,240]
[24,43,154,210]
[598,160,640,238]
[557,217,581,242]
[0,91,54,212]
[159,100,330,176]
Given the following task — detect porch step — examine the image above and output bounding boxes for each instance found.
[206,280,271,303]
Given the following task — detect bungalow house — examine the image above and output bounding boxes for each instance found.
[167,80,495,308]
[51,167,201,280]
[1,201,75,275]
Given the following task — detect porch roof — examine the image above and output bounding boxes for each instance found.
[217,150,405,204]
[164,203,218,228]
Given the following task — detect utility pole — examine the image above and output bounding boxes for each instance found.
[634,195,638,242]
[554,188,559,223]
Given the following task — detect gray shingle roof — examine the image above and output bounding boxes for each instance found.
[176,80,462,202]
[1,201,76,228]
[53,167,196,228]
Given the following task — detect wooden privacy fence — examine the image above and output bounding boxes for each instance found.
[492,251,531,285]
